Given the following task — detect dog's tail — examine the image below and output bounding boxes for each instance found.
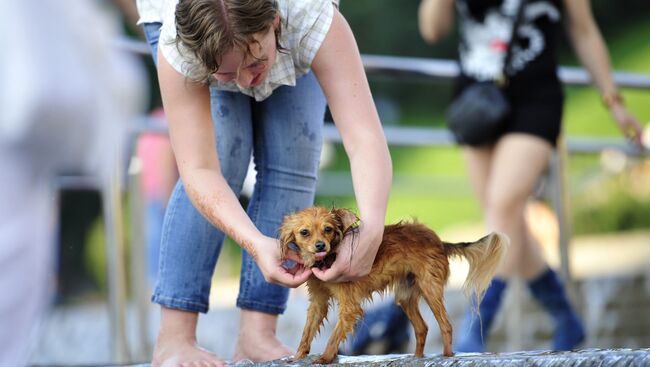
[443,232,508,303]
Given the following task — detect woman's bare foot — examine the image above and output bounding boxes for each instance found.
[152,308,225,367]
[232,310,294,362]
[153,339,224,367]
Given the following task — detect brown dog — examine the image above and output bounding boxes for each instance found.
[279,207,507,364]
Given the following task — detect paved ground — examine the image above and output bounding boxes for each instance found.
[28,229,650,366]
[244,349,650,367]
[127,348,650,367]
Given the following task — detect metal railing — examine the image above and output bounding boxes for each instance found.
[102,38,649,363]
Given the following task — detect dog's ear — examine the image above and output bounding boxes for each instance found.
[278,214,296,260]
[331,208,359,235]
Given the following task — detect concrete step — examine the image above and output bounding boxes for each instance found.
[124,348,650,367]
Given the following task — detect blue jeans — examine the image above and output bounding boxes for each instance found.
[143,23,326,314]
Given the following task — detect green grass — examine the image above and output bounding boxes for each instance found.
[318,143,482,229]
[317,182,481,230]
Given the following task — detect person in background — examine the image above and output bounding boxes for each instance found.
[0,0,144,365]
[135,107,179,285]
[135,0,392,365]
[350,0,644,355]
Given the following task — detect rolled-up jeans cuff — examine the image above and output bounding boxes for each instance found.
[236,298,286,315]
[152,293,209,314]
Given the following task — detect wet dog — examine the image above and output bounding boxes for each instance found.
[279,207,507,364]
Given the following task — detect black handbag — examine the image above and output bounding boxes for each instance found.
[446,0,527,145]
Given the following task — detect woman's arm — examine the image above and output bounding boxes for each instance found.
[564,0,643,147]
[418,0,456,44]
[156,48,312,286]
[311,8,392,282]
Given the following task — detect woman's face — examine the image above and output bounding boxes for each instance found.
[213,16,279,88]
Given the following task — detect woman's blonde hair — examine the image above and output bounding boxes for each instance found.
[175,0,283,82]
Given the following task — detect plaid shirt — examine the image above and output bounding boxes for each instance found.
[137,0,339,101]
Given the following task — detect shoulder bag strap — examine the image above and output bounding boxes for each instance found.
[499,0,528,85]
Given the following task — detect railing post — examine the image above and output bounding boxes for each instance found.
[103,156,131,363]
[549,134,577,296]
[128,155,153,360]
[504,280,525,351]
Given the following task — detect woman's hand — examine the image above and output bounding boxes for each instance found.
[311,221,383,282]
[609,102,644,150]
[254,235,313,288]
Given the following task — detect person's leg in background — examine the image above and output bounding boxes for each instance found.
[485,135,550,280]
[525,253,585,350]
[457,134,549,352]
[233,71,327,362]
[457,133,583,352]
[487,134,584,351]
[454,143,510,353]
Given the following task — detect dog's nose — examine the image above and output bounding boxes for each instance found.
[315,242,326,252]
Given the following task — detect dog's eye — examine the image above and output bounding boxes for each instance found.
[299,229,310,237]
[324,226,333,233]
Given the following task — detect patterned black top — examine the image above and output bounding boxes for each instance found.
[456,0,564,85]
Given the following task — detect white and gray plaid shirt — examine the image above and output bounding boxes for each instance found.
[136,0,339,101]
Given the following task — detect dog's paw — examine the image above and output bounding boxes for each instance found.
[292,350,308,362]
[314,354,336,365]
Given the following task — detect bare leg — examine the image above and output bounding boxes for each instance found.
[462,144,495,211]
[464,134,551,279]
[457,134,553,352]
[233,310,293,362]
[152,307,224,367]
[519,230,549,280]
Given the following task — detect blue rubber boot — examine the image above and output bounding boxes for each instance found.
[527,268,585,350]
[456,278,508,353]
[345,302,410,355]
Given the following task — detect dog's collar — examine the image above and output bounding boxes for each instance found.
[344,220,360,236]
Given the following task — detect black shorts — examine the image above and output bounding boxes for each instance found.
[452,75,564,147]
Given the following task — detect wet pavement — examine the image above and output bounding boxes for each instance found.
[268,348,650,367]
[126,348,650,367]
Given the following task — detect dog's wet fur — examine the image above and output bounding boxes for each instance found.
[279,207,507,364]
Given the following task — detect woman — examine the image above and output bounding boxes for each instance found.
[135,0,392,365]
[418,0,643,352]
